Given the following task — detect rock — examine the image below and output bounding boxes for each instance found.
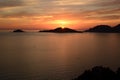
[13,29,24,32]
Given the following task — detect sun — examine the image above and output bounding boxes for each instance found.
[48,19,76,29]
[54,20,69,28]
[57,20,68,28]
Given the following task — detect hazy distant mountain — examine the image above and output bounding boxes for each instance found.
[40,27,81,33]
[13,29,24,32]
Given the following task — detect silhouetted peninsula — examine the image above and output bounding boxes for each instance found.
[85,24,120,33]
[40,27,81,33]
[13,29,24,32]
[85,25,112,33]
[112,24,120,32]
[73,66,120,80]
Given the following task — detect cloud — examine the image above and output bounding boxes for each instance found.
[0,0,24,8]
[1,0,120,16]
[0,0,120,29]
[82,8,120,20]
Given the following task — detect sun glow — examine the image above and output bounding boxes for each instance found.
[47,19,79,29]
[52,20,70,28]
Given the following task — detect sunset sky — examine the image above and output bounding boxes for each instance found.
[0,0,120,30]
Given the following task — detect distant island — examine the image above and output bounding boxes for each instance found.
[40,27,82,33]
[11,24,120,33]
[85,24,120,33]
[13,29,25,32]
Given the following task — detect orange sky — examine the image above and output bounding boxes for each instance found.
[0,0,120,30]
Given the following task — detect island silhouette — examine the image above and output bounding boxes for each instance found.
[112,24,120,32]
[85,24,120,33]
[40,27,82,33]
[13,29,25,32]
[73,66,120,80]
[11,24,120,33]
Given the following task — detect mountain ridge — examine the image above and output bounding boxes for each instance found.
[40,27,82,33]
[85,24,120,33]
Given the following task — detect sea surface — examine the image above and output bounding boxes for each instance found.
[0,32,120,80]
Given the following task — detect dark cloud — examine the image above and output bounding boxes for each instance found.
[85,14,120,20]
[0,0,23,8]
[98,0,120,6]
[0,9,39,18]
[82,8,120,20]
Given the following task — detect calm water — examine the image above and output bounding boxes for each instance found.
[0,32,120,80]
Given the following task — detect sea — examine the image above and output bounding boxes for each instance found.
[0,32,120,80]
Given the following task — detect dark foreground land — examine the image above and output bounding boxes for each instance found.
[73,66,120,80]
